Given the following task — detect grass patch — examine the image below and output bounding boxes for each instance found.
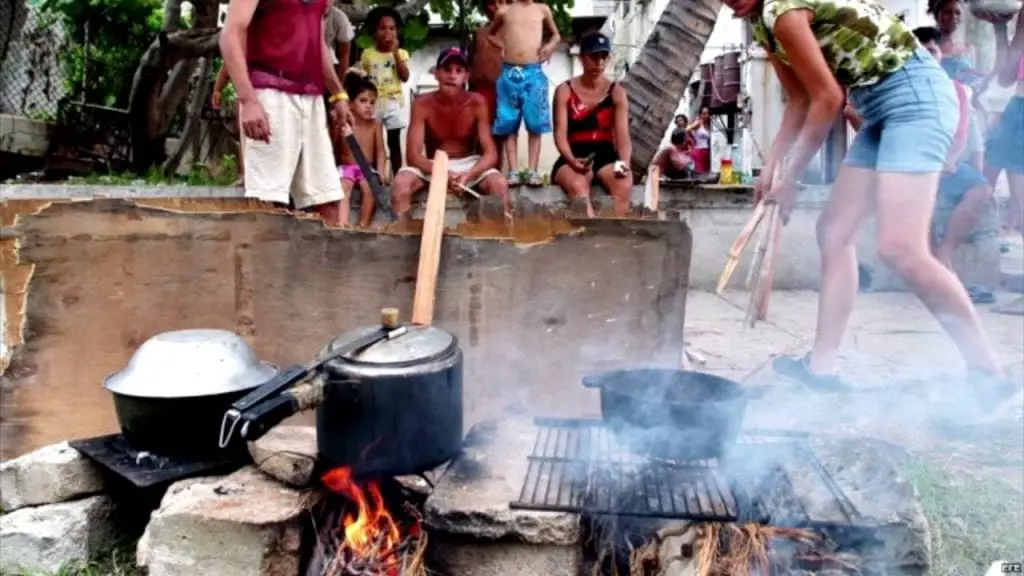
[906,457,1024,575]
[0,540,143,576]
[53,155,239,188]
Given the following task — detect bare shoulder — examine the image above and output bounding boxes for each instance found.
[538,3,553,15]
[553,81,570,99]
[611,83,629,103]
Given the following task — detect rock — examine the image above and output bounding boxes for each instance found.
[248,425,317,488]
[424,419,580,545]
[248,425,451,494]
[137,466,306,576]
[657,522,698,576]
[430,538,581,576]
[424,419,582,576]
[0,442,105,512]
[0,495,117,573]
[809,437,932,573]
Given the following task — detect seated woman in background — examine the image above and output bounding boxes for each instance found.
[652,129,695,180]
[550,32,633,218]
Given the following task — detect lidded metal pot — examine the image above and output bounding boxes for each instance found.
[223,307,464,478]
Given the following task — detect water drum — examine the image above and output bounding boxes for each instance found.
[711,55,725,109]
[719,51,742,105]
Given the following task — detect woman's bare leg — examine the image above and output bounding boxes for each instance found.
[553,165,595,218]
[874,171,1002,374]
[806,165,877,374]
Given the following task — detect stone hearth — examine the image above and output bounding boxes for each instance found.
[423,417,932,576]
[0,421,931,575]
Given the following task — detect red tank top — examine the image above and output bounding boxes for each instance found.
[247,0,327,95]
[566,82,616,144]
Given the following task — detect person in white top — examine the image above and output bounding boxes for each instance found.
[686,106,712,172]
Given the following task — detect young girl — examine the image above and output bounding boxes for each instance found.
[359,7,410,179]
[337,73,387,228]
[722,0,1012,414]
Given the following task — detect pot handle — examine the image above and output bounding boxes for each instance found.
[582,374,604,389]
[236,378,328,443]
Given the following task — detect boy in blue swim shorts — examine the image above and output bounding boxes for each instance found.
[487,0,560,187]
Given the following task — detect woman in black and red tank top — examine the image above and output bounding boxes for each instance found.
[551,33,634,217]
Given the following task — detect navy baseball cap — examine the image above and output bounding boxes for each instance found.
[580,33,612,55]
[437,47,469,68]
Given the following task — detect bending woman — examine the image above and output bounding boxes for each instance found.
[722,0,1012,410]
[551,32,633,217]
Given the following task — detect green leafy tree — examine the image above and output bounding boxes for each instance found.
[353,0,576,54]
[31,0,165,107]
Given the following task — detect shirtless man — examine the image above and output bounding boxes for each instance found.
[391,48,509,218]
[487,0,560,187]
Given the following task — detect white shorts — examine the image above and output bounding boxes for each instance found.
[376,97,407,131]
[243,89,344,209]
[397,155,500,187]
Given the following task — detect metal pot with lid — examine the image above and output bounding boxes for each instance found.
[222,307,464,478]
[105,329,277,459]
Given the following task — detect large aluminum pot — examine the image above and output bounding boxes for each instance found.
[105,329,276,459]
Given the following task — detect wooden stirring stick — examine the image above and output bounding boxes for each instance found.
[746,203,780,327]
[411,151,450,326]
[716,200,767,295]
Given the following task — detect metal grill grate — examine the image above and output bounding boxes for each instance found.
[510,418,740,521]
[510,418,860,525]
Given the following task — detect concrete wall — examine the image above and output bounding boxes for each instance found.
[0,114,53,157]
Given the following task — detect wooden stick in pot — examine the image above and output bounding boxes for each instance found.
[411,151,449,326]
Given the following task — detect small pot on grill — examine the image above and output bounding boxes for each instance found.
[583,368,748,461]
[221,307,464,478]
[104,329,277,460]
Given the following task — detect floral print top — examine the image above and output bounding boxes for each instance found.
[750,0,919,87]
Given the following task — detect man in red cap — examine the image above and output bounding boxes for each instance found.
[220,0,354,224]
[391,47,509,219]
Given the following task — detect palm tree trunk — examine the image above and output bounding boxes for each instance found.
[620,0,722,174]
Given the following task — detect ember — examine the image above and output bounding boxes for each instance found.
[312,467,429,576]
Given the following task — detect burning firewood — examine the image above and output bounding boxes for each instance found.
[311,467,432,576]
[694,522,852,576]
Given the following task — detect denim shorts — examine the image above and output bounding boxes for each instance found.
[846,50,959,174]
[985,95,1024,175]
[938,161,988,204]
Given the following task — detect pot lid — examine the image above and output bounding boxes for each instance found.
[324,324,456,366]
[105,329,277,398]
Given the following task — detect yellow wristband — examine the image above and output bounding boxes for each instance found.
[329,91,349,104]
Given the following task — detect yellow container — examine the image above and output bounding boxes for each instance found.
[719,159,734,185]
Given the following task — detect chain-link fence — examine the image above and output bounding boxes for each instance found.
[0,0,71,119]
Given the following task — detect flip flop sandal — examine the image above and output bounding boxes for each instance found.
[966,285,996,304]
[526,171,544,188]
[772,353,848,393]
[507,171,522,187]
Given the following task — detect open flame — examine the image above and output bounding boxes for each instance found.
[320,467,425,576]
